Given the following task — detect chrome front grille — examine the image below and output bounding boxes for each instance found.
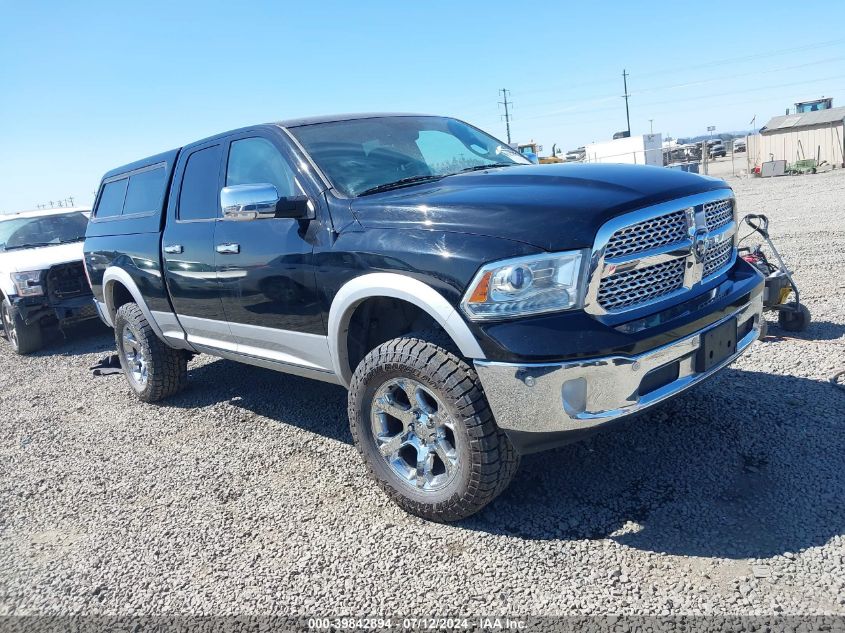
[702,239,733,278]
[704,199,733,231]
[586,192,738,316]
[597,259,685,311]
[604,209,688,259]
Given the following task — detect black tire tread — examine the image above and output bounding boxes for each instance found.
[2,299,43,355]
[114,303,187,403]
[348,334,519,522]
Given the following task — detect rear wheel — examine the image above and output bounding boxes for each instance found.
[113,303,188,402]
[348,335,519,522]
[778,302,811,332]
[1,298,43,355]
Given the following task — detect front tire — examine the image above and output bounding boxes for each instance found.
[113,303,188,402]
[348,335,519,522]
[1,298,43,355]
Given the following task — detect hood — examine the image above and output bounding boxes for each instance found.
[350,163,730,251]
[0,241,84,274]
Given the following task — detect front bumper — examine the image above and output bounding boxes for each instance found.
[475,292,763,454]
[13,295,98,327]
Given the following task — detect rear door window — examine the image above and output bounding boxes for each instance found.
[96,178,129,218]
[124,166,167,215]
[179,145,223,221]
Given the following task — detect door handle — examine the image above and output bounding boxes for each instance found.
[163,244,183,254]
[216,243,240,254]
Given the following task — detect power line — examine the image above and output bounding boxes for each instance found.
[447,37,845,117]
[494,56,845,122]
[498,88,513,144]
[517,73,845,122]
[515,36,845,100]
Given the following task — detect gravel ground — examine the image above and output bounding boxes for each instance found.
[1,169,844,618]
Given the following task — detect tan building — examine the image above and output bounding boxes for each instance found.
[746,106,845,169]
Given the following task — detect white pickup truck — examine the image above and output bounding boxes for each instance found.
[0,207,97,354]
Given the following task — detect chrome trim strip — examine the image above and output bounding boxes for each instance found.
[226,321,333,372]
[178,314,237,346]
[585,189,736,316]
[190,343,342,385]
[176,315,334,373]
[475,293,763,442]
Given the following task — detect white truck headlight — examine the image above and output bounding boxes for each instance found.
[11,271,45,297]
[461,250,587,320]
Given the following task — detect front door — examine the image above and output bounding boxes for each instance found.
[214,134,326,369]
[162,142,235,349]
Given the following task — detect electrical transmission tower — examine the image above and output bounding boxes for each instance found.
[498,88,513,144]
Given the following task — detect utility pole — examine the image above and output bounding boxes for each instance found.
[67,195,74,207]
[499,88,513,145]
[622,69,631,136]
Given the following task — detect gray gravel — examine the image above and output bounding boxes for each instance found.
[1,168,844,617]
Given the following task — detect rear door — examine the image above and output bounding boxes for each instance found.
[214,132,326,368]
[162,141,235,348]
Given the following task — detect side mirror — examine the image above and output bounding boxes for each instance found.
[220,184,312,221]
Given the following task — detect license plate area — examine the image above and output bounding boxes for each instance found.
[696,317,737,372]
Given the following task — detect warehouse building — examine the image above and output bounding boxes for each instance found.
[746,105,845,169]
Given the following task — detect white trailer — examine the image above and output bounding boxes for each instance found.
[585,133,663,166]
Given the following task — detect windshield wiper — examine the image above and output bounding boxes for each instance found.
[455,163,515,174]
[358,175,444,196]
[2,242,57,251]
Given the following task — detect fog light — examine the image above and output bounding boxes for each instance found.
[562,377,587,416]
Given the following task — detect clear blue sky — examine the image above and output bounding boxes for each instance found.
[2,0,844,212]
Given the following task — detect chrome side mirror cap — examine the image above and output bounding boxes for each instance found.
[220,184,313,221]
[221,183,280,221]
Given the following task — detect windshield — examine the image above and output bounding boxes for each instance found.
[0,212,89,252]
[289,116,531,197]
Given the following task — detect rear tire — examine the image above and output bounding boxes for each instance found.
[348,335,519,522]
[1,298,43,355]
[113,303,188,402]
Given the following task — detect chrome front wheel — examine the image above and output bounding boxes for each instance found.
[120,324,149,390]
[348,335,520,522]
[371,377,460,493]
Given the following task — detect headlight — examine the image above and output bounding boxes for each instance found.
[461,250,587,320]
[11,271,44,297]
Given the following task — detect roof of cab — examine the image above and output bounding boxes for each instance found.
[275,112,431,128]
[97,113,436,183]
[101,148,181,181]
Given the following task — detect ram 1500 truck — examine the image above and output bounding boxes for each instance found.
[1,207,97,354]
[84,114,765,521]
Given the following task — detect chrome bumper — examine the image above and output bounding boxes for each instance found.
[475,293,763,453]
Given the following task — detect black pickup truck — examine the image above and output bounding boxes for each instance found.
[84,114,764,521]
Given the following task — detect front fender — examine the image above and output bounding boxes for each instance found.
[327,272,485,386]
